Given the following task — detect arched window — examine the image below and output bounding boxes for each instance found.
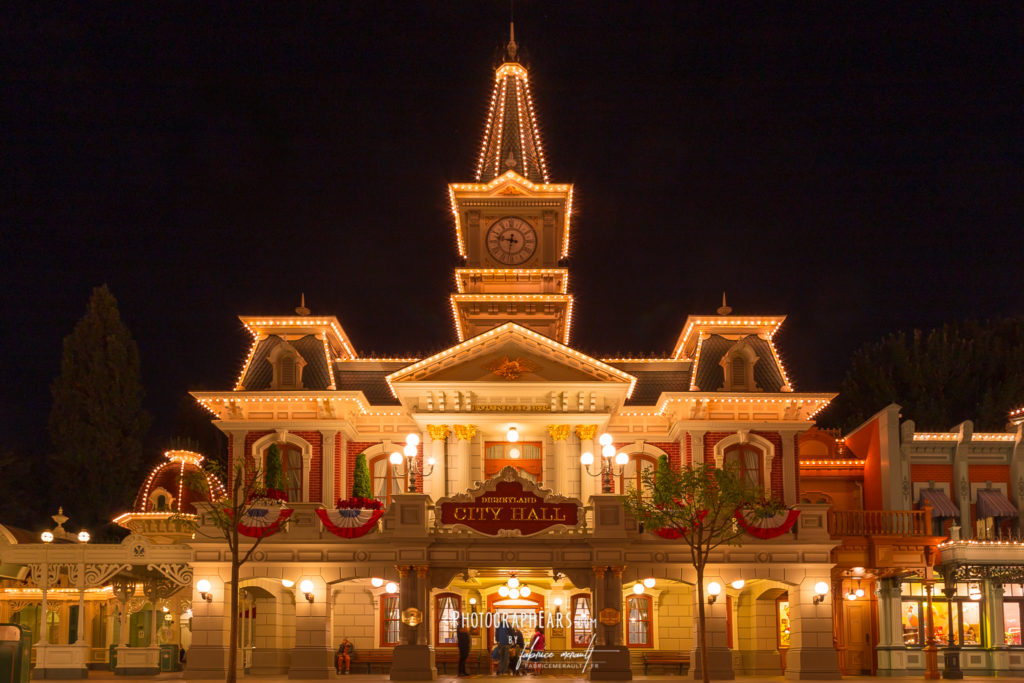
[264,443,304,501]
[720,340,759,391]
[380,594,401,646]
[626,594,652,647]
[617,453,658,496]
[435,593,462,647]
[724,443,763,489]
[268,342,306,390]
[571,593,594,648]
[370,454,408,505]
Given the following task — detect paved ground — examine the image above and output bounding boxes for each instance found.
[79,674,1012,682]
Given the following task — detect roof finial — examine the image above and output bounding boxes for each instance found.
[717,292,733,316]
[506,21,518,61]
[295,293,310,316]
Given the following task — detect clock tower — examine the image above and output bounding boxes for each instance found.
[447,26,574,344]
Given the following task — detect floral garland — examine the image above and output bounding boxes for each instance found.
[336,496,383,510]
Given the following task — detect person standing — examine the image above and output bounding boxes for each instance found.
[510,624,525,675]
[528,626,545,675]
[457,621,471,676]
[496,617,511,674]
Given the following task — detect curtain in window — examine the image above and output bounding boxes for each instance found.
[726,446,761,488]
[373,457,389,500]
[627,596,650,645]
[437,595,461,644]
[383,596,401,645]
[572,596,593,647]
[285,447,302,501]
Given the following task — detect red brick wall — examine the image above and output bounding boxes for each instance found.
[967,465,1009,485]
[909,464,953,486]
[703,431,785,499]
[347,442,378,499]
[649,441,680,470]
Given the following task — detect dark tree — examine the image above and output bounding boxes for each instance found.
[352,452,372,499]
[821,318,1024,433]
[48,285,150,528]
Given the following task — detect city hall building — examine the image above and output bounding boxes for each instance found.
[2,31,1023,681]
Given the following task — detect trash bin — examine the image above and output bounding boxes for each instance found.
[159,644,179,672]
[0,623,28,683]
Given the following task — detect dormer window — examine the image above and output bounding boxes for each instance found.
[268,342,306,390]
[148,487,175,512]
[720,339,760,391]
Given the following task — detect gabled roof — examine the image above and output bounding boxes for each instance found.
[386,322,636,396]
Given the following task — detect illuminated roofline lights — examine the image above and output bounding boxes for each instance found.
[454,268,569,294]
[912,432,1016,442]
[672,316,786,360]
[193,393,405,418]
[385,322,636,398]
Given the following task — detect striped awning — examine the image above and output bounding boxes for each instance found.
[977,489,1018,519]
[919,488,960,518]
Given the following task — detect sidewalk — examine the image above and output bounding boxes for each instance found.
[79,674,1009,683]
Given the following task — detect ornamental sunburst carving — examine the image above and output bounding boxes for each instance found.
[484,356,538,381]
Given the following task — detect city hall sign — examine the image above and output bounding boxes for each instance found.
[437,467,583,536]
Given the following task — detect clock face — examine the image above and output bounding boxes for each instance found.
[486,217,537,265]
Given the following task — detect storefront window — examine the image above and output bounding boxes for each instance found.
[1003,584,1024,646]
[900,581,985,648]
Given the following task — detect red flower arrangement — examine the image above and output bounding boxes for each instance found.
[336,496,383,510]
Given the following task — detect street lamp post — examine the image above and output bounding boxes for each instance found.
[390,433,435,493]
[580,433,629,493]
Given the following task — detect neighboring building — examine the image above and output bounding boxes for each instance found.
[818,405,1024,677]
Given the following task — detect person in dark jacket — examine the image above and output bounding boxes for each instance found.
[510,625,525,675]
[495,617,511,674]
[457,621,471,676]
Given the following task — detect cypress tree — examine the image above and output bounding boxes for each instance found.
[48,285,150,529]
[265,443,285,496]
[653,454,673,506]
[352,452,372,499]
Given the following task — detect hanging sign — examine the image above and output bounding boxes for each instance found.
[437,467,582,536]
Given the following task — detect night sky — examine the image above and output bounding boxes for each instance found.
[3,3,1022,452]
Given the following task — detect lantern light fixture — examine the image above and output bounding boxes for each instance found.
[385,582,398,594]
[707,582,722,604]
[370,577,384,588]
[40,531,54,543]
[196,579,212,602]
[633,583,644,595]
[77,530,90,543]
[506,425,519,442]
[813,582,829,604]
[731,579,745,590]
[644,578,656,589]
[299,580,315,603]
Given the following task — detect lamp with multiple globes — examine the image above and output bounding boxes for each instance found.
[40,531,54,543]
[581,434,630,493]
[390,434,434,492]
[370,577,384,588]
[77,530,90,543]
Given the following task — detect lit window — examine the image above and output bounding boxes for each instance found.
[371,454,408,504]
[381,595,401,646]
[724,444,763,489]
[435,593,462,646]
[627,595,651,647]
[571,594,593,648]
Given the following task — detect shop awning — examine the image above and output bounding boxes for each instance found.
[976,489,1018,518]
[919,488,960,517]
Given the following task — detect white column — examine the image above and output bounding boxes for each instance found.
[579,437,597,503]
[783,576,841,679]
[690,430,706,465]
[457,436,472,491]
[427,432,446,499]
[321,430,337,506]
[554,432,568,495]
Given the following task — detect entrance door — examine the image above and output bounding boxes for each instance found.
[486,592,546,652]
[844,600,873,674]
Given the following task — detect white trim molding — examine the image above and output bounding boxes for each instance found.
[712,431,776,484]
[251,431,314,502]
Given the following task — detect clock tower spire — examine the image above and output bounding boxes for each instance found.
[447,32,574,344]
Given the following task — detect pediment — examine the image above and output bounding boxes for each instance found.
[387,323,635,389]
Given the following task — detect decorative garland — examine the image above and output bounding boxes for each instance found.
[316,496,384,539]
[234,500,293,538]
[733,508,801,539]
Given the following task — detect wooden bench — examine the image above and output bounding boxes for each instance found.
[434,649,487,674]
[642,651,690,675]
[352,649,393,673]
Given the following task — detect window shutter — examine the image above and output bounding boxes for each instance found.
[281,356,295,386]
[731,356,746,387]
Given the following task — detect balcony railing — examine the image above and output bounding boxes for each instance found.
[828,508,933,537]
